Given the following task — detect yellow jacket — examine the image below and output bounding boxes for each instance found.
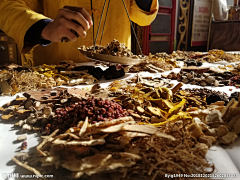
[0,0,158,65]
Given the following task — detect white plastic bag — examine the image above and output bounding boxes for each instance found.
[213,0,228,21]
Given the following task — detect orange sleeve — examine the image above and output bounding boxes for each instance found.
[130,0,158,26]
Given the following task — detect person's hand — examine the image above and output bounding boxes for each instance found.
[41,6,93,42]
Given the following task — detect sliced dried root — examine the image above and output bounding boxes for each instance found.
[100,121,136,133]
[12,157,44,179]
[119,131,150,138]
[52,139,105,146]
[89,116,134,129]
[37,129,59,156]
[77,121,83,128]
[136,106,145,114]
[154,132,176,141]
[147,107,168,121]
[79,116,88,137]
[68,133,81,140]
[151,170,159,180]
[122,124,157,134]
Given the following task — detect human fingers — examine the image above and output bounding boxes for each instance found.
[60,17,87,38]
[77,7,93,26]
[63,6,93,26]
[61,6,92,28]
[58,8,89,31]
[60,28,78,42]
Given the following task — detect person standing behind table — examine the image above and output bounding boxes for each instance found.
[0,0,158,66]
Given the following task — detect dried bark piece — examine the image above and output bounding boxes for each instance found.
[1,113,15,121]
[2,105,18,114]
[10,97,27,106]
[171,82,183,94]
[16,110,31,120]
[182,66,210,73]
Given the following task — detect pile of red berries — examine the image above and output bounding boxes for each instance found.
[45,97,128,134]
[229,76,240,88]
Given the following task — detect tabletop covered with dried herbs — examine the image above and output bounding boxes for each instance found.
[1,49,240,180]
